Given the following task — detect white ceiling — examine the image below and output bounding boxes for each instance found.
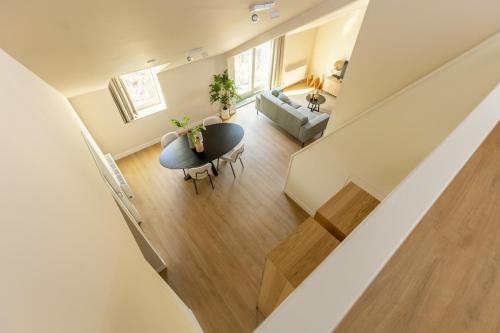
[0,0,329,97]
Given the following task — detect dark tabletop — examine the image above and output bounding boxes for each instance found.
[306,93,327,105]
[159,123,244,169]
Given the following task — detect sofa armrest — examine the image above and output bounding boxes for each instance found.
[299,113,330,143]
[255,94,261,110]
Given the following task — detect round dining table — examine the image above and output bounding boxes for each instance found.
[159,123,244,177]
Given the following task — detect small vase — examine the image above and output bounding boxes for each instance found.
[194,139,204,153]
[220,106,230,120]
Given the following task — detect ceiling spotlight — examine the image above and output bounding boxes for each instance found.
[251,13,259,23]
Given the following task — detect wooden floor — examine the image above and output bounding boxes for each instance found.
[117,103,309,333]
[335,123,500,333]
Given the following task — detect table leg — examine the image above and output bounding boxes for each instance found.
[211,162,219,176]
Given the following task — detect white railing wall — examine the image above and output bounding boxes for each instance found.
[257,83,500,333]
[284,32,500,216]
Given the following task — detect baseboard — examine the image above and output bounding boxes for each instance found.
[283,189,315,216]
[113,136,162,160]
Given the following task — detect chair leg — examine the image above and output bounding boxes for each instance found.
[182,169,186,177]
[239,157,244,169]
[192,179,198,195]
[301,142,305,147]
[208,175,214,190]
[229,162,236,178]
[217,159,219,171]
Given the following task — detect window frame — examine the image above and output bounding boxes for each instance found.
[119,66,166,119]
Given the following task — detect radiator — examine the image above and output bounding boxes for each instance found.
[283,64,307,87]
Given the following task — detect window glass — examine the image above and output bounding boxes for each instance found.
[120,68,164,112]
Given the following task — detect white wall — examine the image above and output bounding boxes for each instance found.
[328,0,500,131]
[70,55,226,158]
[258,83,500,333]
[0,49,202,333]
[285,32,500,215]
[283,28,317,73]
[309,7,365,78]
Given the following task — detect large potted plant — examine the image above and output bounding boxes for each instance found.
[209,70,240,120]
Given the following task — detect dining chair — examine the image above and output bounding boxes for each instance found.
[187,163,214,194]
[203,116,222,127]
[160,131,178,148]
[220,143,245,178]
[161,131,189,178]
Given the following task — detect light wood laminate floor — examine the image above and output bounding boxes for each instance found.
[117,103,308,333]
[335,123,500,332]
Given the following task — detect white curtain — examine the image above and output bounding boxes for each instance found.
[108,77,137,123]
[270,36,285,89]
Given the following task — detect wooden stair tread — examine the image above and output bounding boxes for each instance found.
[315,182,380,241]
[266,217,340,286]
[258,218,339,317]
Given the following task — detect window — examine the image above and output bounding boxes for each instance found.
[112,66,166,122]
[234,41,272,97]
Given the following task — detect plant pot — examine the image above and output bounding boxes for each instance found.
[194,136,204,152]
[220,106,230,120]
[177,128,188,136]
[187,130,194,149]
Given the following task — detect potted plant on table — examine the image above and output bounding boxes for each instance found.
[170,116,190,135]
[209,70,240,120]
[190,125,206,153]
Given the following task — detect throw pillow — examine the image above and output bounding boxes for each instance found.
[271,89,280,97]
[278,93,291,105]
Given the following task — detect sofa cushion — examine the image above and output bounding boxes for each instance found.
[289,100,302,109]
[278,93,291,104]
[280,103,308,126]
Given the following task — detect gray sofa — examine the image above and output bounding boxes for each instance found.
[255,89,329,146]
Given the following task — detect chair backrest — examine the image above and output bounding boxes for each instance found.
[161,132,178,148]
[187,163,213,180]
[227,143,245,162]
[203,116,222,127]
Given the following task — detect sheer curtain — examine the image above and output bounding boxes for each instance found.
[270,36,285,89]
[108,77,137,123]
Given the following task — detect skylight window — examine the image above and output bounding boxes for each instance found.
[120,68,164,112]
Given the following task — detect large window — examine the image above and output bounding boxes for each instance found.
[234,41,272,97]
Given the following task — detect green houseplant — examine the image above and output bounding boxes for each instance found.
[209,70,240,120]
[170,116,190,134]
[190,125,206,152]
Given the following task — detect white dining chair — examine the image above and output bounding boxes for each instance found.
[220,143,245,178]
[203,116,222,127]
[187,163,214,194]
[161,131,178,148]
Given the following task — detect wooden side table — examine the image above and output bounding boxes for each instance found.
[257,218,340,317]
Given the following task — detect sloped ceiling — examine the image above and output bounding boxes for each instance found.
[0,0,327,97]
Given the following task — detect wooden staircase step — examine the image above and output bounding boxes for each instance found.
[258,218,339,317]
[314,182,380,241]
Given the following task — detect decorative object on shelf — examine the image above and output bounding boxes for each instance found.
[209,69,240,120]
[332,59,349,80]
[189,125,206,153]
[170,116,190,135]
